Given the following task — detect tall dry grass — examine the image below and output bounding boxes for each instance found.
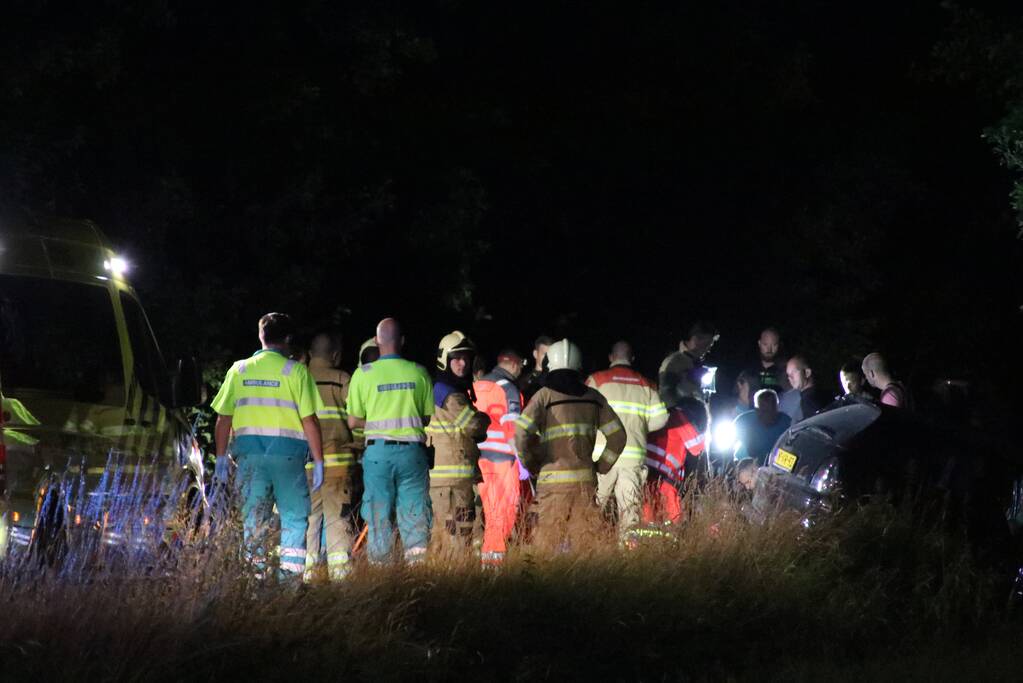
[0,480,1018,682]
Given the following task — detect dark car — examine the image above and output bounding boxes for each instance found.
[747,402,1012,555]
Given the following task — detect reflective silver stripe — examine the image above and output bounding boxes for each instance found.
[317,407,345,420]
[234,426,306,440]
[665,453,683,469]
[619,445,646,460]
[486,430,505,440]
[537,469,594,485]
[364,416,424,430]
[499,413,519,424]
[645,458,676,477]
[431,465,475,478]
[646,443,667,457]
[684,434,705,450]
[480,441,516,454]
[496,379,509,386]
[282,360,296,376]
[236,397,299,410]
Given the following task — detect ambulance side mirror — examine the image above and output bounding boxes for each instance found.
[170,356,203,408]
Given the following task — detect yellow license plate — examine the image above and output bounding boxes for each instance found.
[774,448,797,472]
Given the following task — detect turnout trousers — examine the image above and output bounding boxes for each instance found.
[596,461,647,536]
[305,469,360,580]
[430,482,476,554]
[533,484,599,552]
[235,450,310,576]
[477,455,523,566]
[361,442,432,564]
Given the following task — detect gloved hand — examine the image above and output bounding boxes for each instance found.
[516,456,532,481]
[312,460,324,492]
[213,454,230,483]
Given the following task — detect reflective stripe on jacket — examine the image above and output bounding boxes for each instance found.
[211,348,323,457]
[586,363,668,465]
[346,356,434,443]
[307,358,355,474]
[514,385,626,489]
[645,408,705,485]
[473,369,524,459]
[426,387,489,486]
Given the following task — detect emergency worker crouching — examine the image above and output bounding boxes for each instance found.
[514,339,626,551]
[425,331,490,553]
[211,313,325,578]
[303,330,360,581]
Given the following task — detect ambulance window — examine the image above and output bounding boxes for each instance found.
[119,293,168,402]
[0,275,123,404]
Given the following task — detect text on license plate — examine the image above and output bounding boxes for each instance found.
[773,448,797,472]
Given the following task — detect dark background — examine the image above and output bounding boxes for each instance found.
[2,0,1022,399]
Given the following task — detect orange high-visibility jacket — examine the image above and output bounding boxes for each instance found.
[645,408,705,486]
[473,368,523,459]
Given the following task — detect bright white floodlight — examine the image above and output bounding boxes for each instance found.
[103,256,129,277]
[713,420,737,451]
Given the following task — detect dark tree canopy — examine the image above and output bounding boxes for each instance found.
[1,0,1020,395]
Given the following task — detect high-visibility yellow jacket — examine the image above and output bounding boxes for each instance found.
[586,363,668,466]
[211,348,323,457]
[515,384,626,490]
[306,357,356,475]
[346,355,434,443]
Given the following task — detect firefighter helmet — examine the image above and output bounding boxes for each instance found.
[436,330,476,370]
[545,338,582,372]
[358,337,380,364]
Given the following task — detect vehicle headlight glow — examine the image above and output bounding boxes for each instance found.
[712,420,737,451]
[103,256,129,277]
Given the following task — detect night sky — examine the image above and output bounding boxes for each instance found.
[2,1,1021,401]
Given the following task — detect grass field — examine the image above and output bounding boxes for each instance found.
[1,487,1022,682]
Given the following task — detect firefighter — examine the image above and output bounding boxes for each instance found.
[425,331,490,554]
[303,330,359,581]
[358,337,381,365]
[474,349,530,567]
[211,313,324,577]
[514,338,626,551]
[586,341,668,540]
[643,401,707,526]
[346,318,434,564]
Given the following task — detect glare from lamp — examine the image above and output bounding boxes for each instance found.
[103,256,129,277]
